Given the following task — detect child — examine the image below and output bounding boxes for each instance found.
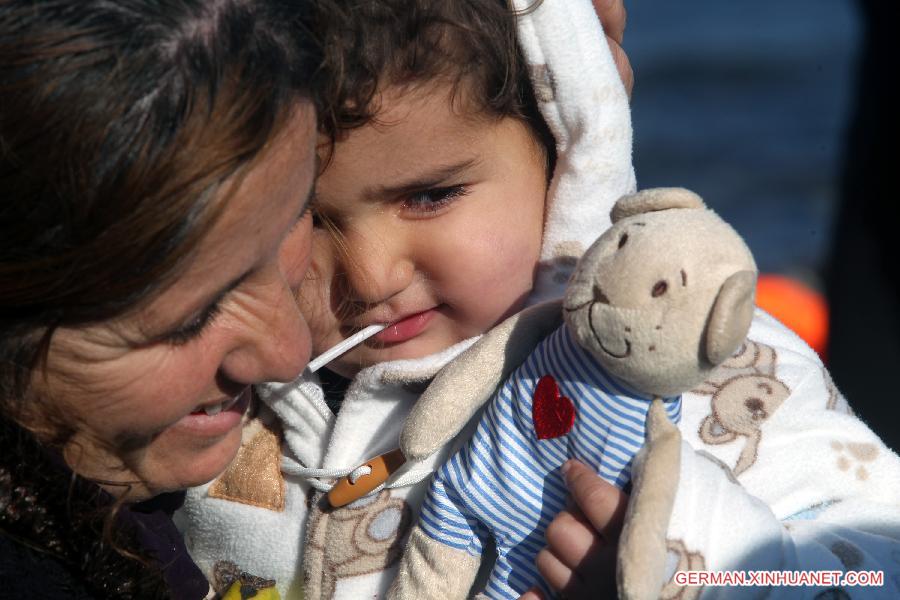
[177,1,900,599]
[176,0,631,597]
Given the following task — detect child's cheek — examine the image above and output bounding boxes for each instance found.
[485,203,543,281]
[454,217,542,324]
[296,240,341,355]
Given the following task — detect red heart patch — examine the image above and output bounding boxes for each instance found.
[532,375,576,440]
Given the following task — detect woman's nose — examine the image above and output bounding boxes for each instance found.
[340,227,414,306]
[220,271,312,385]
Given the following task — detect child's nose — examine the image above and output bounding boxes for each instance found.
[342,228,414,305]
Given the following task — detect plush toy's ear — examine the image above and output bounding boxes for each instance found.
[705,270,757,365]
[610,187,706,224]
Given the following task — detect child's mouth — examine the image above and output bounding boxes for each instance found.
[374,308,437,344]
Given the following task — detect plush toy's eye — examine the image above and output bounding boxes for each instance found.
[618,233,629,249]
[652,280,668,297]
[681,269,688,286]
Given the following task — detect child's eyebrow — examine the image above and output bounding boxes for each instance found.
[363,157,481,201]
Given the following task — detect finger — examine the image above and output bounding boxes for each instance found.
[592,0,627,45]
[544,508,602,569]
[545,509,620,598]
[606,37,634,100]
[562,460,629,543]
[535,547,577,593]
[518,587,546,600]
[537,547,616,600]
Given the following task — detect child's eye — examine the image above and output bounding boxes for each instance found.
[402,185,470,214]
[165,301,223,346]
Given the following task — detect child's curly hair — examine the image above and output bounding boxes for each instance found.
[314,0,553,153]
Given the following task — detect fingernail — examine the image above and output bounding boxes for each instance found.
[561,459,574,477]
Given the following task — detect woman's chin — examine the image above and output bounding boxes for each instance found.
[147,426,245,494]
[189,433,244,486]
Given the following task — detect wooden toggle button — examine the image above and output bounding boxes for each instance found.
[328,448,407,508]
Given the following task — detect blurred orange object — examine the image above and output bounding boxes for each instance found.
[755,274,829,359]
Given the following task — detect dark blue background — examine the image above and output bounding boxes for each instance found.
[627,0,860,280]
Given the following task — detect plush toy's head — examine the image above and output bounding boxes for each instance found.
[563,188,757,398]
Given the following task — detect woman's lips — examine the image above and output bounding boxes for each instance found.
[373,308,437,344]
[179,387,252,437]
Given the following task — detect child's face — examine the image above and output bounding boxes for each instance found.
[303,84,547,378]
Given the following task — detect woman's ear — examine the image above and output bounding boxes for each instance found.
[610,187,706,224]
[705,270,757,365]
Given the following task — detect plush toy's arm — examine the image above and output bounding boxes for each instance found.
[387,527,481,600]
[400,299,563,461]
[389,465,488,600]
[617,400,682,599]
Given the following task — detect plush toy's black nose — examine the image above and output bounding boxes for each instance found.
[593,284,610,304]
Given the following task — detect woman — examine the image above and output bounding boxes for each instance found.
[1,0,320,597]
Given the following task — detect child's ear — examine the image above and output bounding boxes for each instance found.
[705,270,757,365]
[610,187,706,224]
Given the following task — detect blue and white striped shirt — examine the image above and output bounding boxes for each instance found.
[419,324,681,599]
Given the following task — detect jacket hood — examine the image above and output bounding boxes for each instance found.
[515,0,635,305]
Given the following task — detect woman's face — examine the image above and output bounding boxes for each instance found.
[31,105,318,501]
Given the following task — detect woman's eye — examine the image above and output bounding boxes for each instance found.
[166,302,223,346]
[403,185,470,213]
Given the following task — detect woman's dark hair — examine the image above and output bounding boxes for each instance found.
[1,0,319,596]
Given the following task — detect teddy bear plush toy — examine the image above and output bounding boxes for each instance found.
[388,187,758,600]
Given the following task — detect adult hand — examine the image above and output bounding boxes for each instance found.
[519,460,628,600]
[592,0,633,98]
